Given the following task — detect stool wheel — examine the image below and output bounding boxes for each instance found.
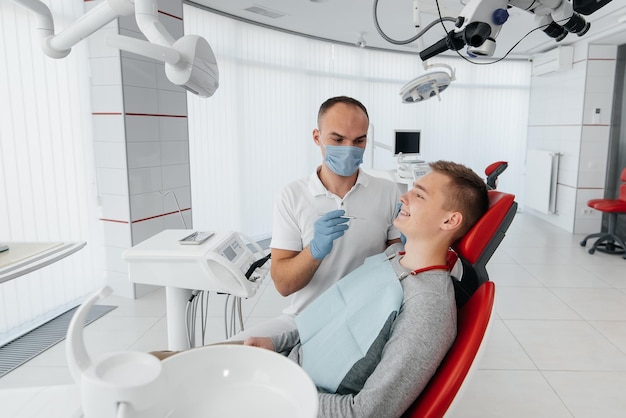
[580,240,587,247]
[588,248,595,254]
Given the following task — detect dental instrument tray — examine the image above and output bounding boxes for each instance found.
[178,231,214,245]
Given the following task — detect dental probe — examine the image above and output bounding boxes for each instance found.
[317,213,360,219]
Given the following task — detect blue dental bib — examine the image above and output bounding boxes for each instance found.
[296,252,404,393]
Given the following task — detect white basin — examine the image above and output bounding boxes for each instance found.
[161,344,318,418]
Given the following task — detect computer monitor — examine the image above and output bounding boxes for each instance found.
[394,130,421,156]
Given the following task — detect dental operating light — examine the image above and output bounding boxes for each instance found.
[397,1,456,103]
[12,0,219,98]
[400,62,455,103]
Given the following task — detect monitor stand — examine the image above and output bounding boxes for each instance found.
[397,153,424,164]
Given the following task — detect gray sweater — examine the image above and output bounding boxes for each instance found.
[270,254,457,418]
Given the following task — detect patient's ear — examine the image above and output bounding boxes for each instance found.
[442,211,463,231]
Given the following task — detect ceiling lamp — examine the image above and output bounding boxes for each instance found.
[400,62,455,103]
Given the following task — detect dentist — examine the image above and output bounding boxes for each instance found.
[232,96,401,340]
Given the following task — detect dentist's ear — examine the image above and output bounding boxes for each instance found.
[313,128,321,145]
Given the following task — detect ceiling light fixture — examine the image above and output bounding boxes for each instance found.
[400,62,455,103]
[399,1,456,103]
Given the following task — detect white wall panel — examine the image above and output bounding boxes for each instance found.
[162,164,190,189]
[91,57,123,85]
[584,56,617,126]
[157,91,187,115]
[126,142,161,169]
[159,116,188,141]
[97,168,130,195]
[579,126,610,189]
[125,115,160,142]
[99,194,131,221]
[92,115,125,141]
[94,142,127,169]
[123,86,159,114]
[160,142,189,165]
[91,85,124,113]
[103,221,131,248]
[121,57,158,89]
[129,167,163,194]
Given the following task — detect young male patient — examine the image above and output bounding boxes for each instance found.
[244,160,489,418]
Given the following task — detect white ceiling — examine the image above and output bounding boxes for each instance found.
[188,0,626,60]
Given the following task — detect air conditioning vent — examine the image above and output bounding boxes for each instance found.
[244,5,287,19]
[531,46,574,76]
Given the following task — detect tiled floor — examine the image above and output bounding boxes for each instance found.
[2,212,626,417]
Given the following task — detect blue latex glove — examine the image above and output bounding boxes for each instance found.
[395,202,407,245]
[310,210,350,260]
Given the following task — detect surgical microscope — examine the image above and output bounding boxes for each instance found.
[420,0,614,60]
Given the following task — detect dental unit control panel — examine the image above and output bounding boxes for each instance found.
[123,230,264,298]
[123,230,268,350]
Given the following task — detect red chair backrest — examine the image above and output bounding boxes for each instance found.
[454,191,516,266]
[450,190,515,308]
[619,168,626,200]
[401,281,496,418]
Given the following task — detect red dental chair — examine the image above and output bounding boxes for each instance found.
[402,190,517,418]
[580,168,626,259]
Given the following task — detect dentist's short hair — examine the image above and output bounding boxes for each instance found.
[317,96,369,128]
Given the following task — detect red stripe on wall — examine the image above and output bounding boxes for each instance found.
[125,113,188,118]
[132,208,191,224]
[159,11,182,21]
[100,218,129,224]
[100,208,191,224]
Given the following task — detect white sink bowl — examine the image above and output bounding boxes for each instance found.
[161,344,318,418]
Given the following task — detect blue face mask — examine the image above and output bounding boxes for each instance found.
[324,145,365,176]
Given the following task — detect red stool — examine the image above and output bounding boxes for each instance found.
[580,168,626,259]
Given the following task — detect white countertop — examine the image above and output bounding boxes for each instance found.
[0,242,86,284]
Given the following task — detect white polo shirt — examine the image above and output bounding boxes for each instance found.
[270,167,401,315]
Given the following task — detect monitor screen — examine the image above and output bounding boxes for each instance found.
[394,130,420,155]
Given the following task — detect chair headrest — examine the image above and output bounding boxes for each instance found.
[485,161,508,177]
[452,191,515,265]
[621,168,626,183]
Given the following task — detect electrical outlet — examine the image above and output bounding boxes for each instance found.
[582,208,595,215]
